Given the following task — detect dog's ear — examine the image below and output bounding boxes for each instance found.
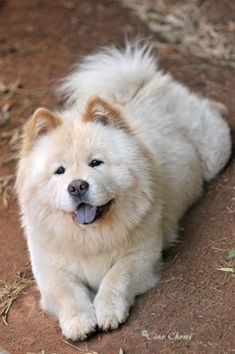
[20,108,62,156]
[25,108,62,141]
[82,96,130,131]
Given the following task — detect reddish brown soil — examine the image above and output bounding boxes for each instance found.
[0,1,234,354]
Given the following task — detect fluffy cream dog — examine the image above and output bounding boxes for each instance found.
[16,43,231,340]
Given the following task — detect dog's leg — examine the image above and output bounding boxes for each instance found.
[94,243,161,331]
[39,272,97,341]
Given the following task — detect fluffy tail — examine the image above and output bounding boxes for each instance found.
[57,41,157,106]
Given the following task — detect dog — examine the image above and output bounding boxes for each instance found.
[16,43,231,340]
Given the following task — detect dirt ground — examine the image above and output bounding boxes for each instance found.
[0,1,234,353]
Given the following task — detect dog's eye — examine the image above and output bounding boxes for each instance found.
[89,159,104,168]
[54,166,65,175]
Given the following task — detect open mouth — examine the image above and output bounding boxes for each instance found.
[73,200,114,225]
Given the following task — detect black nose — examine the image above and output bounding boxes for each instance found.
[68,179,89,197]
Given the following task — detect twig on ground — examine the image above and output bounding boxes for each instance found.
[217,267,234,273]
[62,339,99,354]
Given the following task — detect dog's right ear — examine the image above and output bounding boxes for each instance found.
[25,108,62,141]
[21,108,62,156]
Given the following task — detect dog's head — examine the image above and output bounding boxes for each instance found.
[16,97,153,230]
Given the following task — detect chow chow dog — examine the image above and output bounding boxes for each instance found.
[16,43,231,340]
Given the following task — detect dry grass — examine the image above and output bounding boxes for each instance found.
[0,81,22,208]
[0,78,42,209]
[0,128,21,146]
[0,267,33,324]
[0,103,11,127]
[0,174,15,207]
[0,127,20,207]
[0,156,17,168]
[0,80,21,127]
[0,79,48,100]
[121,0,235,66]
[217,250,235,274]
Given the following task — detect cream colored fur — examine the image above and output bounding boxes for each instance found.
[16,43,231,340]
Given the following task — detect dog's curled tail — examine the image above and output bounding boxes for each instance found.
[57,41,157,105]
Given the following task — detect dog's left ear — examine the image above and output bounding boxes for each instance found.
[82,96,130,131]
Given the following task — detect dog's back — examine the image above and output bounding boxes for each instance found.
[58,42,231,183]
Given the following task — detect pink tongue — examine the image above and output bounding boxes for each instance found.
[75,203,97,225]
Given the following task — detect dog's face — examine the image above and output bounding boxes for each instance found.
[17,97,152,227]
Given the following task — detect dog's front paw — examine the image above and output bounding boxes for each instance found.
[94,294,130,331]
[60,306,97,341]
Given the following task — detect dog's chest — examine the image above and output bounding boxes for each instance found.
[72,251,117,291]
